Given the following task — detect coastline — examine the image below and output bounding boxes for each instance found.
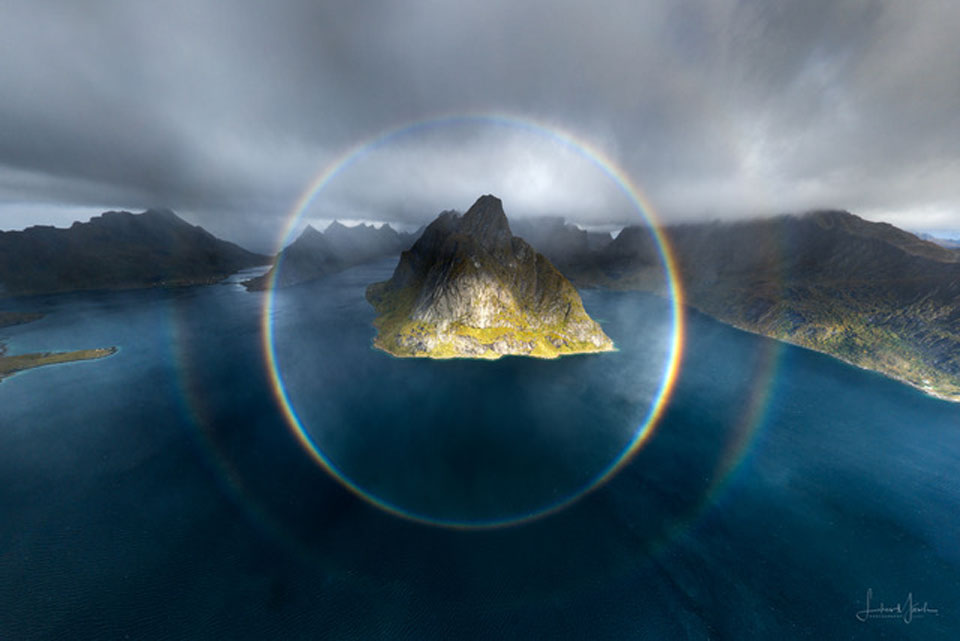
[685,306,960,404]
[371,337,617,361]
[0,344,118,382]
[0,313,119,382]
[578,284,960,404]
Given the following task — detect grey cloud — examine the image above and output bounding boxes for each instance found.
[0,0,958,252]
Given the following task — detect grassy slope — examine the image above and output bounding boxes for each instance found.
[688,282,960,401]
[369,285,613,360]
[578,212,960,402]
[366,218,614,360]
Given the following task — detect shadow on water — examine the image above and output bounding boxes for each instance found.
[171,262,764,605]
[3,262,958,638]
[269,262,674,524]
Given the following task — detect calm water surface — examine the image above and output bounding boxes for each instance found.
[1,261,957,639]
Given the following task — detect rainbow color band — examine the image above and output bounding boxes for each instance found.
[260,113,686,528]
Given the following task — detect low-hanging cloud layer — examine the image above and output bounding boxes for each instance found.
[1,0,959,251]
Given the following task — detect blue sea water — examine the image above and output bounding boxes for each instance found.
[0,260,957,639]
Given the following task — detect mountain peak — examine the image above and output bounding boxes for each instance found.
[142,207,180,219]
[298,224,325,240]
[459,194,512,249]
[245,215,415,291]
[804,209,959,263]
[86,208,188,228]
[470,194,503,210]
[365,195,614,359]
[0,208,267,297]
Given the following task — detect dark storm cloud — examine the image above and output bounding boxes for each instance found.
[1,0,958,251]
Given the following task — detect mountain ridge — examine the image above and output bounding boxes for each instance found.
[244,219,416,290]
[366,195,614,359]
[0,209,268,297]
[567,209,960,400]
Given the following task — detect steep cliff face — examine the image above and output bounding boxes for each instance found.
[366,195,614,359]
[575,210,960,400]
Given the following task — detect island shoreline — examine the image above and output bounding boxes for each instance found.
[370,336,617,361]
[0,344,119,383]
[612,286,960,404]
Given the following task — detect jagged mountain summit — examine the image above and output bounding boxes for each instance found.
[365,195,614,359]
[0,209,268,297]
[245,220,415,290]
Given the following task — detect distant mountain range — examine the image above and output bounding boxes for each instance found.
[509,217,612,270]
[567,210,960,401]
[0,209,268,297]
[244,214,615,295]
[917,232,960,250]
[244,221,417,290]
[2,203,957,400]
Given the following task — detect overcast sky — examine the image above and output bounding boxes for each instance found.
[1,0,959,251]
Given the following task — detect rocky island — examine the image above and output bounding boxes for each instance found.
[366,195,614,359]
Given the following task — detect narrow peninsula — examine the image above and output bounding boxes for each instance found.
[366,195,614,359]
[0,344,117,382]
[0,313,117,382]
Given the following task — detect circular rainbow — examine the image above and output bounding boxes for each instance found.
[260,113,686,528]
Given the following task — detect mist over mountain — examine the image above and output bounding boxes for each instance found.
[366,195,613,359]
[510,217,612,269]
[565,210,960,400]
[917,232,960,250]
[0,209,268,298]
[244,221,417,291]
[3,199,956,399]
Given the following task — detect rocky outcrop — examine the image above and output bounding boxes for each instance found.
[366,195,614,359]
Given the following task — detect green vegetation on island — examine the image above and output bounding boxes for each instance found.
[366,195,614,359]
[0,344,117,382]
[0,312,117,382]
[570,210,960,402]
